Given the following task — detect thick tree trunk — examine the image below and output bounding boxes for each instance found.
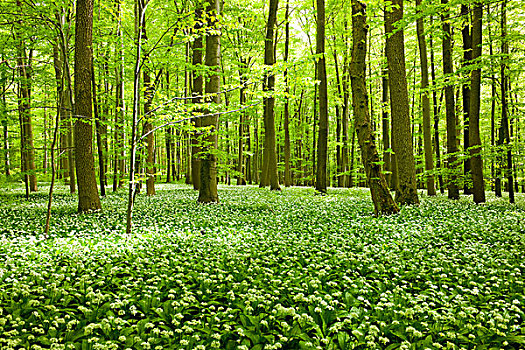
[74,0,101,212]
[261,0,281,191]
[416,0,436,196]
[315,0,328,193]
[469,2,485,203]
[441,0,460,200]
[351,0,398,215]
[384,0,418,205]
[197,0,220,203]
[191,2,203,190]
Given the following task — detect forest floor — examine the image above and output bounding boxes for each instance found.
[0,184,524,350]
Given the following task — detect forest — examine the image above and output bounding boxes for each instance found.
[0,0,524,348]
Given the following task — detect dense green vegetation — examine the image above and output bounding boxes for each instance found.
[1,185,524,349]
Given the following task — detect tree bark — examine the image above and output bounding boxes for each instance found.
[429,15,444,194]
[469,2,485,203]
[461,4,472,194]
[197,0,220,203]
[15,14,37,192]
[351,0,398,215]
[441,0,460,200]
[113,0,125,192]
[384,0,418,205]
[381,64,391,187]
[500,0,514,203]
[283,1,291,187]
[261,0,281,191]
[91,61,106,197]
[315,0,328,193]
[142,28,155,196]
[191,1,204,190]
[416,0,436,196]
[74,0,101,212]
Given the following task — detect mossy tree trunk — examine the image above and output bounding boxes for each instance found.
[351,0,399,215]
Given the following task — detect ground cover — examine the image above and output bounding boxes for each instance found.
[0,184,524,350]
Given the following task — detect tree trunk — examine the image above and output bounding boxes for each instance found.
[197,0,220,203]
[74,0,101,212]
[237,59,247,185]
[260,0,281,191]
[381,65,391,187]
[191,2,203,190]
[384,0,418,205]
[351,0,398,215]
[429,15,444,194]
[441,0,460,200]
[142,40,155,196]
[461,4,472,195]
[283,1,291,187]
[416,0,436,196]
[15,31,37,192]
[113,0,124,192]
[315,0,328,193]
[469,2,485,203]
[92,61,106,197]
[500,0,514,203]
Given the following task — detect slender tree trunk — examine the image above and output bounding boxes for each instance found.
[416,0,436,196]
[488,4,496,192]
[92,61,106,197]
[500,0,514,203]
[429,15,444,193]
[2,113,9,177]
[1,74,9,177]
[469,2,485,203]
[237,59,247,185]
[142,51,155,195]
[381,65,391,187]
[461,4,472,194]
[315,0,328,193]
[441,0,460,199]
[74,0,101,212]
[283,1,291,187]
[260,0,281,191]
[198,0,220,202]
[15,36,37,191]
[113,0,124,192]
[351,0,398,214]
[384,0,418,204]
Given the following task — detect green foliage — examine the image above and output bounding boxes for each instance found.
[0,185,524,349]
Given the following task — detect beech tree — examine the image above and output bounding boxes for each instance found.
[73,0,101,212]
[197,0,221,203]
[384,0,419,205]
[315,0,328,193]
[350,0,398,215]
[260,0,281,191]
